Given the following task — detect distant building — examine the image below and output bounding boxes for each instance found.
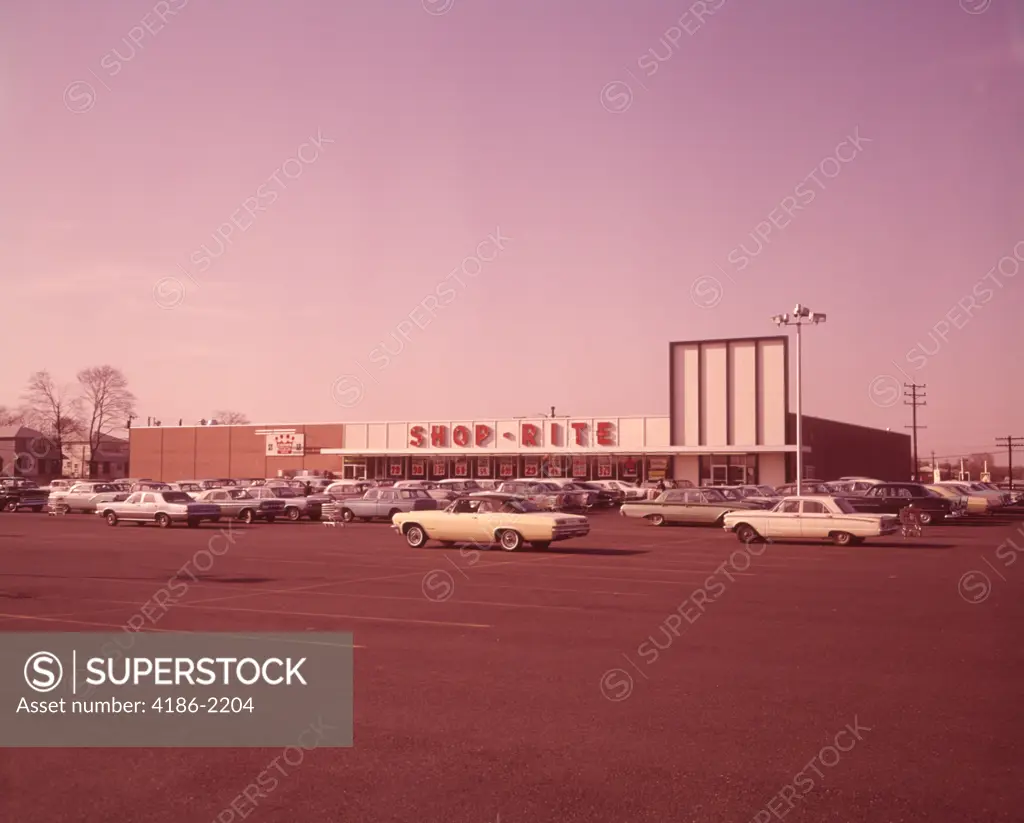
[63,435,130,479]
[0,426,65,479]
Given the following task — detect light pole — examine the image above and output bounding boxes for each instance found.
[772,305,826,498]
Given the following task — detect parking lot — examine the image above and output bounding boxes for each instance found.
[1,510,1022,823]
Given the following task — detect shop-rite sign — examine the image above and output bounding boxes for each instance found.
[408,422,616,448]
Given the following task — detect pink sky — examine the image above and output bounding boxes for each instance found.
[1,0,1021,459]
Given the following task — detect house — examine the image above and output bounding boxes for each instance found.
[0,426,65,479]
[63,435,130,480]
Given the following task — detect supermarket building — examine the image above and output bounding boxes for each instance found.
[128,336,911,486]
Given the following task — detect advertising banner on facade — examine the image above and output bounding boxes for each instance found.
[266,433,305,456]
[649,457,668,480]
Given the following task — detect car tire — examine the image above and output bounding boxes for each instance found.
[735,524,759,544]
[405,525,428,548]
[646,514,666,526]
[155,513,172,529]
[105,512,118,526]
[186,518,200,528]
[497,530,523,552]
[286,507,301,521]
[239,509,255,524]
[918,511,932,526]
[3,500,17,512]
[832,531,854,546]
[531,541,551,550]
[340,509,354,522]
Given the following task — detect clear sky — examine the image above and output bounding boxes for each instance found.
[2,0,1021,458]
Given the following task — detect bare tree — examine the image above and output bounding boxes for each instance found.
[77,366,137,478]
[22,371,82,463]
[213,410,250,425]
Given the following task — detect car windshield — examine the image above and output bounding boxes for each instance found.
[534,483,558,491]
[227,489,254,500]
[399,489,429,499]
[91,484,116,493]
[161,492,192,504]
[717,488,741,500]
[272,488,300,498]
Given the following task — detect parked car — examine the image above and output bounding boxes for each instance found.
[100,491,222,528]
[722,496,901,545]
[846,483,961,525]
[334,487,439,523]
[0,477,48,512]
[733,484,783,507]
[324,481,375,500]
[933,481,1007,511]
[590,479,646,501]
[40,478,76,495]
[437,479,484,495]
[170,482,204,495]
[571,480,623,507]
[259,484,324,521]
[494,480,569,511]
[48,482,129,514]
[131,481,172,493]
[193,488,285,523]
[538,478,604,509]
[925,484,972,514]
[830,477,885,495]
[716,486,775,510]
[774,482,834,496]
[928,483,993,515]
[392,493,590,551]
[620,487,760,526]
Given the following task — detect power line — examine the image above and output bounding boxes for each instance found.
[904,383,926,481]
[996,436,1024,489]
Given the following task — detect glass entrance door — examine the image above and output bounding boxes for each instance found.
[710,464,729,485]
[343,463,365,480]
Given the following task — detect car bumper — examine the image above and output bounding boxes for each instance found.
[552,525,590,540]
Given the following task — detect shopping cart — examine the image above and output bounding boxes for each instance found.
[321,501,347,528]
[899,505,923,539]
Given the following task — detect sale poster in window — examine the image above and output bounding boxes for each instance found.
[499,459,514,478]
[620,456,638,478]
[432,459,446,476]
[597,457,612,478]
[389,460,403,477]
[572,456,587,477]
[411,459,425,477]
[455,460,468,477]
[524,458,539,477]
[477,457,491,477]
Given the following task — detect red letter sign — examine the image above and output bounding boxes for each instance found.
[550,422,561,446]
[475,424,492,446]
[453,425,470,447]
[571,422,587,445]
[410,425,425,447]
[521,423,538,446]
[597,421,614,446]
[431,425,447,447]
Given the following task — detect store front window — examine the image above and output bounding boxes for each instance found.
[699,454,758,486]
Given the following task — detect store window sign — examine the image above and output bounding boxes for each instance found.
[409,422,615,448]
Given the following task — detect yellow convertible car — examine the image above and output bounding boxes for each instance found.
[391,493,590,551]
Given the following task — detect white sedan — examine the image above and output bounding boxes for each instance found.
[721,495,900,546]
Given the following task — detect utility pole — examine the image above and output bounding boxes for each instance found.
[996,436,1023,490]
[930,450,936,482]
[904,383,926,481]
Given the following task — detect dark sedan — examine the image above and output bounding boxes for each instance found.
[846,483,962,525]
